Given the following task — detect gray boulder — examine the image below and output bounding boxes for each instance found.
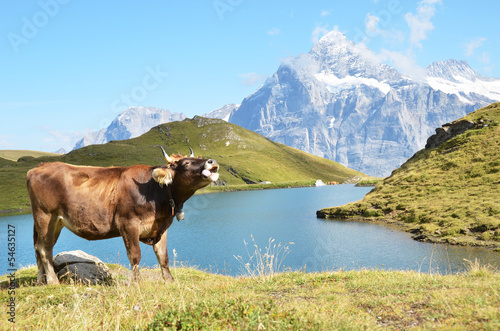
[53,250,111,285]
[425,120,475,149]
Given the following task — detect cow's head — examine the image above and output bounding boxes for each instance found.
[152,147,219,192]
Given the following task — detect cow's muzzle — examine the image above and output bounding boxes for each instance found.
[201,159,219,182]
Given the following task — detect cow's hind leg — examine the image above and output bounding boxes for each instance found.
[34,213,63,285]
[153,229,174,282]
[34,237,45,283]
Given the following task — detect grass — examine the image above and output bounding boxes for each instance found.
[318,103,500,250]
[233,235,294,281]
[1,263,499,330]
[203,180,316,193]
[355,177,383,187]
[0,150,60,162]
[0,116,364,212]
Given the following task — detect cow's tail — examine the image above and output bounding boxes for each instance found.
[33,224,38,247]
[27,173,37,250]
[33,224,41,265]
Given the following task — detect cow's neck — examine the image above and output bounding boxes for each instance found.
[168,186,195,210]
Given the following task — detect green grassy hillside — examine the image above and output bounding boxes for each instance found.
[0,116,363,212]
[0,150,60,161]
[318,103,500,249]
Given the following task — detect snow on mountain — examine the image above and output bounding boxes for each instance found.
[224,31,500,176]
[426,59,500,104]
[73,107,186,150]
[309,30,402,82]
[203,104,239,121]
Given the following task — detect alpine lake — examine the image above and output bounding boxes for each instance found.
[1,185,498,276]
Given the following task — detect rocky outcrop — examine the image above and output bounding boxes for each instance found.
[425,120,475,149]
[53,250,111,285]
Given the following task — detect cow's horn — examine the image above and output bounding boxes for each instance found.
[189,147,194,157]
[160,146,173,163]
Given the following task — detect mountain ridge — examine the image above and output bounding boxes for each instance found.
[222,31,499,176]
[73,107,186,150]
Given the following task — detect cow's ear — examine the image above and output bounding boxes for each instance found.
[152,168,174,187]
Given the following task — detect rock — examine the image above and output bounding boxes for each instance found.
[192,115,225,127]
[53,250,111,285]
[412,234,430,242]
[54,250,105,269]
[57,264,111,285]
[425,120,475,149]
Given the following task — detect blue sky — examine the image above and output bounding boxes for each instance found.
[1,0,499,152]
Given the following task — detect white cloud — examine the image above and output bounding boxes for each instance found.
[380,49,427,81]
[404,0,441,48]
[363,13,405,45]
[267,27,281,36]
[311,24,330,43]
[239,72,266,86]
[464,37,487,57]
[479,52,490,65]
[365,13,380,35]
[321,10,331,17]
[462,37,492,75]
[355,41,384,66]
[39,126,90,152]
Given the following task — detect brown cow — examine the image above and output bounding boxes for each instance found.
[27,147,219,285]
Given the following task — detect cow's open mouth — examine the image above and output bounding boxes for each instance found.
[201,162,219,181]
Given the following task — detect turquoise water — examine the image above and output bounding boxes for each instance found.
[1,185,498,276]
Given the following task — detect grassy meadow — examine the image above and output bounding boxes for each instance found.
[318,103,500,250]
[1,261,498,330]
[0,150,60,162]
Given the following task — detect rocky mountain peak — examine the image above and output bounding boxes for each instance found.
[311,30,352,53]
[73,107,186,150]
[426,59,479,82]
[309,30,400,82]
[202,103,239,121]
[223,32,499,176]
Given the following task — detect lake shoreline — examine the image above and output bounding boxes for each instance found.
[202,182,315,193]
[0,208,31,216]
[317,212,500,251]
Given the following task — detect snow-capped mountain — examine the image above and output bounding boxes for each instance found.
[73,107,186,150]
[426,59,500,104]
[202,103,239,121]
[217,31,499,176]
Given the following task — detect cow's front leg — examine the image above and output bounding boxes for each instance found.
[121,231,142,281]
[153,229,174,282]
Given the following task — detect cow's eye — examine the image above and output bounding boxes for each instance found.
[183,161,190,167]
